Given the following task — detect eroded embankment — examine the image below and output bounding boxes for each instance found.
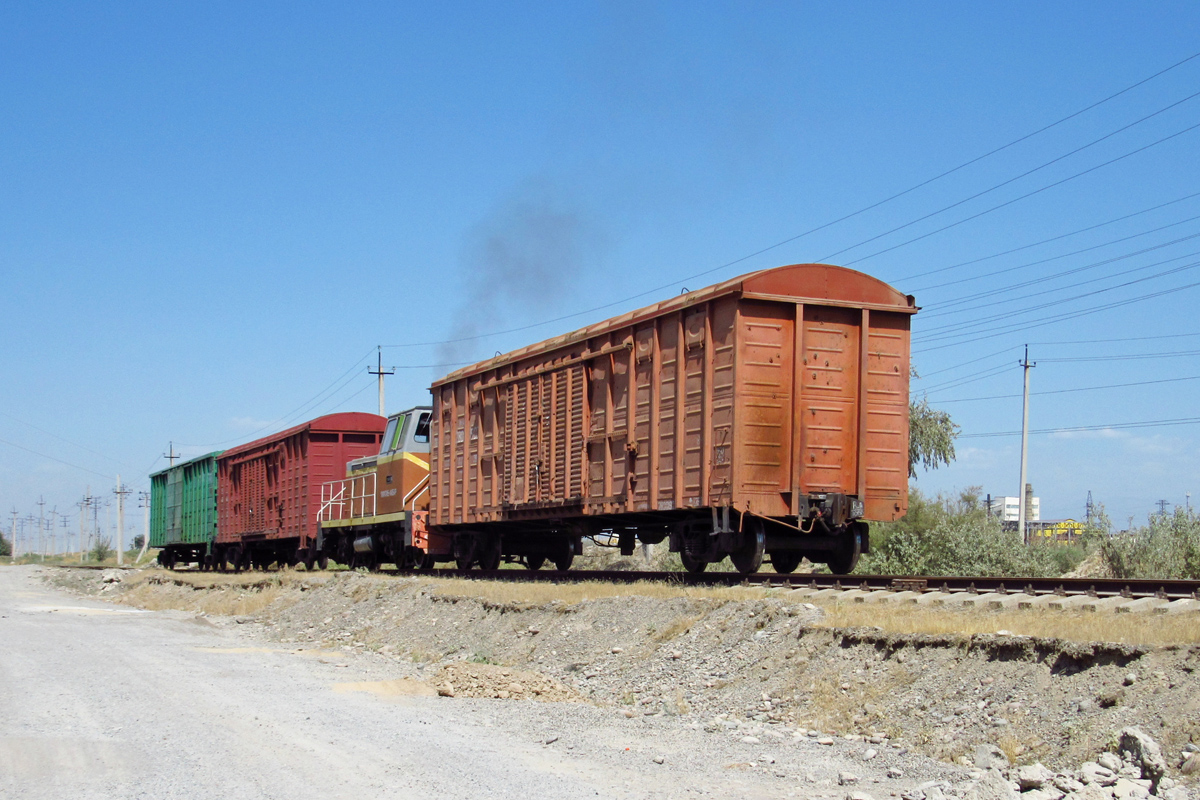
[50,568,1200,771]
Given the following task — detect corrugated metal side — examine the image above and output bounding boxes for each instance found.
[861,311,910,520]
[149,471,169,548]
[179,454,220,545]
[430,297,741,525]
[217,413,386,548]
[149,452,222,548]
[429,264,913,526]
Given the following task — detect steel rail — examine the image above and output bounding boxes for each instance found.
[393,568,1200,600]
[47,563,1200,600]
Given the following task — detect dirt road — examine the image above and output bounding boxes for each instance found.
[0,566,937,800]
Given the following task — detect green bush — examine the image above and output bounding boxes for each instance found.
[859,487,1087,578]
[90,536,114,563]
[1098,508,1200,579]
[0,532,10,558]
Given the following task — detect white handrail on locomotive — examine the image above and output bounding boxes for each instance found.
[318,473,377,522]
[404,473,430,511]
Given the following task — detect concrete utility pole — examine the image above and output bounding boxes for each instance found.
[36,496,45,561]
[9,510,17,563]
[60,517,69,558]
[48,507,57,558]
[114,476,130,566]
[164,443,180,467]
[1017,346,1035,545]
[78,497,86,562]
[138,491,150,563]
[368,346,395,417]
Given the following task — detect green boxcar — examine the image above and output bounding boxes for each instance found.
[150,452,222,569]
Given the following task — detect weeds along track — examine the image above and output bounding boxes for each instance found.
[90,563,1200,613]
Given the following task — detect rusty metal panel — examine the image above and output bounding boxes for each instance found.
[217,413,386,548]
[863,311,911,520]
[797,305,861,496]
[428,263,916,528]
[734,301,794,514]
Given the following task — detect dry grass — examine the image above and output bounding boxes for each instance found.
[653,612,706,642]
[812,602,1200,646]
[110,569,329,616]
[419,576,772,605]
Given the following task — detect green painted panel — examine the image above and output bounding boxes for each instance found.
[149,452,223,549]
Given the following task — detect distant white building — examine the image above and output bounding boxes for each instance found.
[989,495,1039,522]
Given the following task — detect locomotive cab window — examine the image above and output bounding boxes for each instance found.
[414,412,431,443]
[380,416,400,455]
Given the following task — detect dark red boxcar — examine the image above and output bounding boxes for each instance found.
[215,412,386,569]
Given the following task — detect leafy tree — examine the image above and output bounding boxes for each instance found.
[909,395,959,477]
[0,531,10,558]
[131,534,145,551]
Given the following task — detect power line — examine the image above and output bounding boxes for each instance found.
[913,277,1200,352]
[932,373,1200,404]
[821,88,1200,264]
[1030,331,1200,345]
[914,259,1200,344]
[917,245,1200,326]
[910,211,1200,297]
[961,416,1200,439]
[840,119,1200,267]
[379,52,1200,352]
[1039,349,1200,363]
[914,331,1200,383]
[0,436,115,480]
[892,190,1200,285]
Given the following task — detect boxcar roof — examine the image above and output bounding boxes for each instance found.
[433,262,916,387]
[149,450,224,479]
[216,412,386,461]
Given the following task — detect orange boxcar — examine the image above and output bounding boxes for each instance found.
[428,263,915,574]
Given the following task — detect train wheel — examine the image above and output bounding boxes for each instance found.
[418,553,436,570]
[525,555,545,571]
[769,551,803,574]
[477,536,502,571]
[730,519,765,574]
[317,554,329,570]
[455,537,477,570]
[679,550,708,573]
[553,551,574,572]
[826,524,863,575]
[302,548,316,571]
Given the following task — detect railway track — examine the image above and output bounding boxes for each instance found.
[50,563,1200,610]
[398,568,1200,601]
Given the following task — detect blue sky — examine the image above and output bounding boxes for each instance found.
[3,2,1199,549]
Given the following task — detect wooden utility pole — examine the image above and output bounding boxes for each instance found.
[1017,346,1035,545]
